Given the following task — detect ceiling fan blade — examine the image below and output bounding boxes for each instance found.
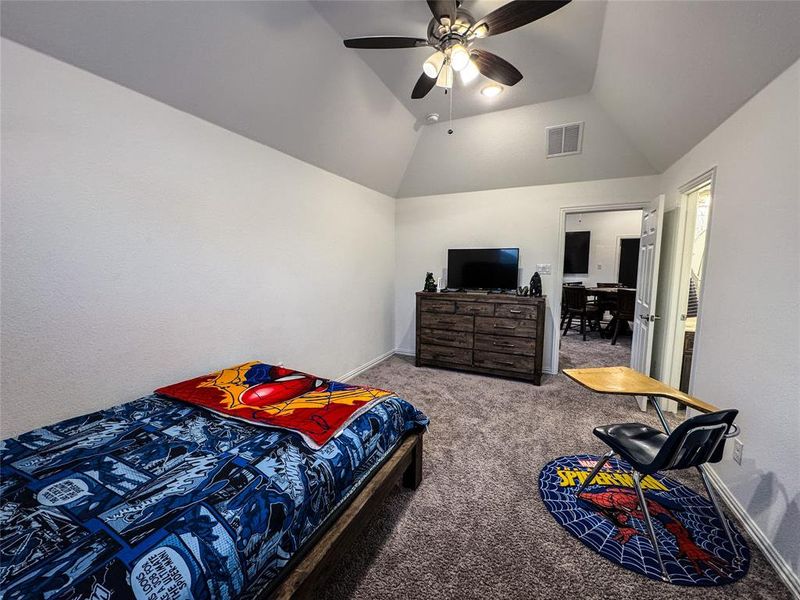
[411,72,437,99]
[343,37,428,49]
[472,0,571,37]
[471,49,523,86]
[427,0,457,25]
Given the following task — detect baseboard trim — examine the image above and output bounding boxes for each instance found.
[337,349,396,382]
[704,466,800,598]
[394,348,415,357]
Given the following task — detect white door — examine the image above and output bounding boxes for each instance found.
[631,195,665,383]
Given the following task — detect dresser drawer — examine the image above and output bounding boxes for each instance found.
[455,302,494,316]
[474,334,535,356]
[495,303,537,320]
[475,316,537,338]
[420,328,472,348]
[473,351,535,373]
[420,299,455,314]
[419,345,472,366]
[421,313,474,332]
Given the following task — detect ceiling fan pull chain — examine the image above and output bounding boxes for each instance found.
[448,81,454,135]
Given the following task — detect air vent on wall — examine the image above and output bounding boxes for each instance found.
[546,122,584,157]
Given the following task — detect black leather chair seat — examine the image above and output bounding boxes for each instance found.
[593,423,668,474]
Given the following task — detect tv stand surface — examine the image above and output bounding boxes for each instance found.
[415,291,545,385]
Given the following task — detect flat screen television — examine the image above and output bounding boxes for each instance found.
[564,231,590,274]
[447,248,519,290]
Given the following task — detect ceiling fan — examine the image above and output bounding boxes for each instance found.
[343,0,572,99]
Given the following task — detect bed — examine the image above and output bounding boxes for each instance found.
[0,368,427,600]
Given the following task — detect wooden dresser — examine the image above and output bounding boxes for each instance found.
[415,292,546,385]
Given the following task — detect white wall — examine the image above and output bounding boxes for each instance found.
[564,209,641,286]
[0,40,396,438]
[394,176,659,369]
[658,58,800,574]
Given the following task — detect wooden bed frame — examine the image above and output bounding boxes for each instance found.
[262,430,424,599]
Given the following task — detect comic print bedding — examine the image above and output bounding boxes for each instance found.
[155,361,395,449]
[0,391,428,600]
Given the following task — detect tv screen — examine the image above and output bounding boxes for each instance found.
[564,231,590,274]
[447,248,519,290]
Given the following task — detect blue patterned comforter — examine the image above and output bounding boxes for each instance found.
[0,393,427,600]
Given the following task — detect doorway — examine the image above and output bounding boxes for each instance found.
[558,208,644,370]
[650,169,715,414]
[676,182,712,392]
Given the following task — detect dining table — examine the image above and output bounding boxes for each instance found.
[584,286,636,336]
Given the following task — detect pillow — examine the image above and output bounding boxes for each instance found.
[155,361,393,449]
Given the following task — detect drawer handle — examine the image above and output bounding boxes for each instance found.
[497,360,516,366]
[493,341,515,348]
[438,320,455,325]
[434,353,455,359]
[493,324,515,330]
[508,309,523,314]
[437,335,457,342]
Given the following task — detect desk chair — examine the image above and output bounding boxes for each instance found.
[575,409,740,582]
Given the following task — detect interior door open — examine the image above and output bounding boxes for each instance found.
[631,195,665,407]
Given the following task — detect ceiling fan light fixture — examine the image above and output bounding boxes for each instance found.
[449,44,470,72]
[436,65,454,88]
[460,60,480,84]
[481,83,504,97]
[423,51,445,78]
[473,24,489,38]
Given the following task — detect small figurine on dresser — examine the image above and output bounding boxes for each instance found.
[423,272,438,292]
[530,272,542,297]
[517,286,529,296]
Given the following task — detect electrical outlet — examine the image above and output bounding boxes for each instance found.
[732,439,743,465]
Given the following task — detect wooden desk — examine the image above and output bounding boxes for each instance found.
[562,366,719,414]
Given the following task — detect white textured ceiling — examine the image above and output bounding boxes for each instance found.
[2,0,800,197]
[313,0,606,122]
[0,0,419,196]
[591,0,800,172]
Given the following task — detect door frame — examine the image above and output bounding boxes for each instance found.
[614,235,641,284]
[551,202,649,374]
[661,167,717,396]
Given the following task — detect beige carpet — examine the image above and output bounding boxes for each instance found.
[320,334,791,599]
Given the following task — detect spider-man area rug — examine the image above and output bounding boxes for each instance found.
[539,454,750,586]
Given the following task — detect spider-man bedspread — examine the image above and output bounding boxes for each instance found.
[0,373,427,600]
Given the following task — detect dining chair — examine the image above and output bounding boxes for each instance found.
[610,288,636,345]
[561,282,584,320]
[562,285,602,341]
[575,409,741,583]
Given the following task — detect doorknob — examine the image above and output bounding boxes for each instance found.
[640,314,662,322]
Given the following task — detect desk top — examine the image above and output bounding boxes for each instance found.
[562,366,718,413]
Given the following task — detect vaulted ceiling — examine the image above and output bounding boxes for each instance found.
[314,0,607,121]
[3,0,800,198]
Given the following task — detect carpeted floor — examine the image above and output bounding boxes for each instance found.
[320,334,791,599]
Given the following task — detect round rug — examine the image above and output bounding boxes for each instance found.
[538,454,750,586]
